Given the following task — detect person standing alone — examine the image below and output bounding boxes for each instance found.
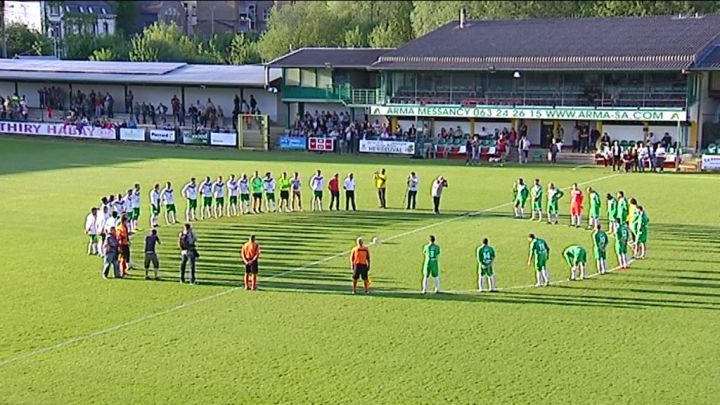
[241,235,260,290]
[328,173,340,211]
[179,223,198,284]
[350,237,370,294]
[421,235,441,294]
[431,176,448,214]
[144,229,161,280]
[406,172,419,210]
[343,173,356,211]
[374,168,387,208]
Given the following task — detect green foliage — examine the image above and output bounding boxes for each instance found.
[344,26,368,47]
[110,0,139,38]
[129,22,220,63]
[5,23,51,57]
[89,48,115,61]
[226,34,262,65]
[369,20,410,48]
[65,33,129,60]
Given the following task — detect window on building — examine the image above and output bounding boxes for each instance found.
[103,22,109,35]
[79,6,85,13]
[262,8,270,20]
[285,68,300,86]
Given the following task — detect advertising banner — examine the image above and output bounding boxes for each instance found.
[359,140,415,155]
[119,127,145,141]
[308,137,334,152]
[182,130,208,145]
[279,136,307,150]
[701,154,720,171]
[150,129,176,143]
[370,105,687,122]
[0,121,115,139]
[210,132,237,147]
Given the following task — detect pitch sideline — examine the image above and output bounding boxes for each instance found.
[0,172,620,368]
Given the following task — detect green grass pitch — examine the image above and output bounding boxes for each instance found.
[1,136,719,404]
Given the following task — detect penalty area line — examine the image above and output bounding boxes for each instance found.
[0,172,620,368]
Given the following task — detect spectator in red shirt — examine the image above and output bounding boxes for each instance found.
[328,173,340,211]
[497,135,508,161]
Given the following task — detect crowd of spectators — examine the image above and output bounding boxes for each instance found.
[0,94,29,121]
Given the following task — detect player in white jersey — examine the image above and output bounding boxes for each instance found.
[123,189,134,232]
[131,184,141,231]
[162,181,177,225]
[200,176,213,220]
[115,193,126,216]
[84,207,99,255]
[263,172,277,213]
[238,173,251,214]
[213,176,225,218]
[96,205,109,257]
[149,183,161,228]
[227,174,239,216]
[181,177,198,222]
[291,172,303,212]
[309,170,324,211]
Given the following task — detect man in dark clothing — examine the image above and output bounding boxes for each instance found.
[102,227,120,279]
[144,229,161,280]
[179,223,198,284]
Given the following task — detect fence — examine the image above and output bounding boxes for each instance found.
[238,114,269,150]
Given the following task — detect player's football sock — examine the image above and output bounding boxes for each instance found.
[571,267,577,280]
[478,276,483,291]
[536,271,543,286]
[581,266,586,279]
[422,277,429,293]
[433,277,440,293]
[542,270,550,285]
[489,276,496,291]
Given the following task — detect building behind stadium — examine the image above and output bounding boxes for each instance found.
[267,14,720,151]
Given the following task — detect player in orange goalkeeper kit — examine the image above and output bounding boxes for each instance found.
[350,237,371,294]
[241,235,260,290]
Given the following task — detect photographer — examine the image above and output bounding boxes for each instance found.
[431,176,448,214]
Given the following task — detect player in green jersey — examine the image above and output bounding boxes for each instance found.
[616,191,629,227]
[527,233,551,287]
[421,235,441,294]
[476,238,496,292]
[513,178,530,218]
[530,178,544,222]
[563,245,588,280]
[615,222,630,269]
[606,193,618,234]
[592,224,609,274]
[632,205,649,259]
[587,187,602,230]
[278,172,292,213]
[546,183,564,224]
[251,171,264,214]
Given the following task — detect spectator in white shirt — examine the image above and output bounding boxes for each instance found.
[431,176,448,214]
[654,144,667,173]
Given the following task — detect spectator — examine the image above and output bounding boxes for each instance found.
[610,140,622,171]
[655,143,667,173]
[548,138,559,165]
[661,132,672,148]
[179,223,197,284]
[102,226,120,279]
[126,90,134,114]
[249,95,257,113]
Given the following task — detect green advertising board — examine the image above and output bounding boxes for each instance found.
[182,130,209,145]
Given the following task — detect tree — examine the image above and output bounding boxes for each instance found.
[65,33,129,60]
[344,26,367,47]
[369,20,410,48]
[6,23,50,56]
[129,22,220,63]
[89,48,115,61]
[226,34,261,65]
[110,1,139,38]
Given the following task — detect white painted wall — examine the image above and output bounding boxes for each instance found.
[71,83,125,110]
[17,82,47,107]
[185,87,238,116]
[525,120,542,144]
[0,82,17,98]
[126,85,181,108]
[603,124,677,142]
[244,88,279,122]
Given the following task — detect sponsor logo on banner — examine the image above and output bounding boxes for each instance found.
[150,129,176,142]
[0,120,115,139]
[119,128,145,141]
[279,136,306,150]
[182,131,208,145]
[369,105,687,122]
[210,132,237,147]
[308,137,334,151]
[701,154,720,171]
[359,140,415,155]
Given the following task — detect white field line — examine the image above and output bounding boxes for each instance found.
[0,173,620,368]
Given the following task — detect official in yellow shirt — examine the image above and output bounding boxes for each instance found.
[374,168,387,209]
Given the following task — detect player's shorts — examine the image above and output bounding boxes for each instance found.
[590,208,601,218]
[229,196,238,205]
[144,252,159,270]
[292,189,301,196]
[244,261,259,274]
[266,193,275,201]
[594,248,606,260]
[280,190,290,200]
[479,264,493,277]
[352,264,369,280]
[534,256,547,272]
[241,194,250,202]
[88,234,98,242]
[614,243,627,255]
[565,251,586,266]
[252,192,262,201]
[548,203,559,214]
[314,190,323,199]
[151,204,160,216]
[203,197,212,207]
[532,200,542,211]
[188,199,197,209]
[132,207,140,220]
[636,229,648,244]
[422,263,439,277]
[166,203,176,213]
[514,197,527,207]
[215,197,224,206]
[570,204,582,216]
